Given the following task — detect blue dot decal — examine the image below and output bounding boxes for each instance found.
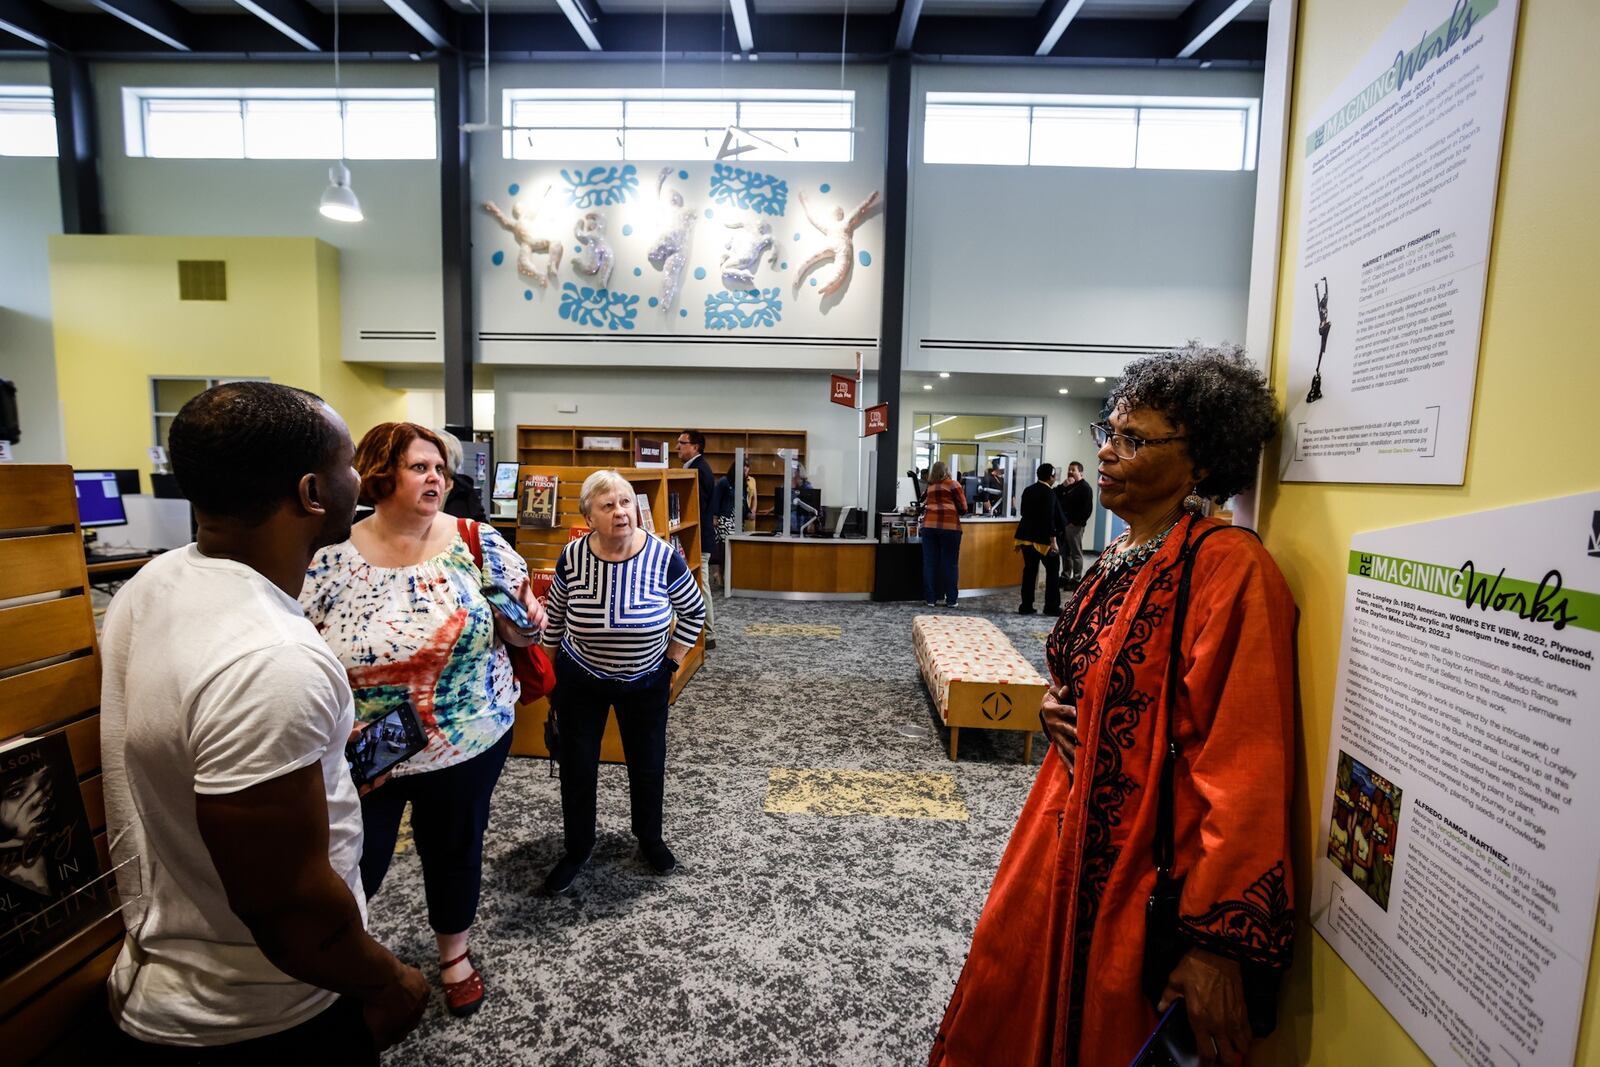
[780,261,788,270]
[809,277,818,287]
[820,183,831,193]
[678,169,689,180]
[574,246,583,254]
[491,250,504,266]
[793,233,802,241]
[858,250,872,267]
[693,267,706,280]
[523,289,533,301]
[648,296,659,307]
[704,207,714,219]
[679,308,688,318]
[622,224,633,236]
[508,183,520,196]
[633,266,643,277]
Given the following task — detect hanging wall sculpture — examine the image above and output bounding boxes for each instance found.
[719,217,778,290]
[559,283,639,331]
[792,189,881,299]
[572,212,615,290]
[562,164,641,207]
[705,288,783,330]
[484,186,564,288]
[646,167,698,312]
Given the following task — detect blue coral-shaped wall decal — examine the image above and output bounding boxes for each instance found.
[558,283,639,331]
[704,288,783,330]
[561,164,640,208]
[708,163,788,217]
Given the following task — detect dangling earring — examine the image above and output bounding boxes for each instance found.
[1182,488,1207,515]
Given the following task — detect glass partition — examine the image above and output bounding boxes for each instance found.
[912,412,1044,518]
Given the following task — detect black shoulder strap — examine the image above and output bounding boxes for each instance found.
[1152,519,1263,877]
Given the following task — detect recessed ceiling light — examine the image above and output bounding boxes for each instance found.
[1058,387,1069,394]
[938,372,950,378]
[1094,376,1106,383]
[923,384,933,390]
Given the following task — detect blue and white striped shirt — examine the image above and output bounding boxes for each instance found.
[542,533,706,682]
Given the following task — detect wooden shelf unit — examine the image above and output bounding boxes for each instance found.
[515,425,807,533]
[508,465,705,761]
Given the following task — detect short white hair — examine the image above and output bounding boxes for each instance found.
[434,428,463,473]
[579,469,635,519]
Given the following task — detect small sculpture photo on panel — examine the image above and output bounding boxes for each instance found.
[1326,750,1402,912]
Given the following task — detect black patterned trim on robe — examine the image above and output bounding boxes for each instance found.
[1178,861,1295,971]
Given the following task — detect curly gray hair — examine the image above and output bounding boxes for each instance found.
[1105,342,1278,503]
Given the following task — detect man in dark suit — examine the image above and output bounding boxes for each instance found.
[1014,463,1066,616]
[1053,460,1094,587]
[676,430,717,650]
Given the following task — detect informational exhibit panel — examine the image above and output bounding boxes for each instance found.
[1313,493,1600,1067]
[1282,0,1519,484]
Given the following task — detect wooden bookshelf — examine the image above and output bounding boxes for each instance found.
[507,465,705,762]
[514,424,807,533]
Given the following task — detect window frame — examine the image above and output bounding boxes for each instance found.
[151,376,269,452]
[0,85,57,158]
[500,87,856,163]
[122,87,437,160]
[922,91,1260,172]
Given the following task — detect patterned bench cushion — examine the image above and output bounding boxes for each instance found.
[913,614,1046,714]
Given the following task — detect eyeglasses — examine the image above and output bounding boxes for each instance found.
[1089,421,1187,460]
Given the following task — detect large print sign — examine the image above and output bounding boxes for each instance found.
[1282,0,1519,484]
[1313,492,1600,1066]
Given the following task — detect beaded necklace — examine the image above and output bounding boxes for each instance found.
[1100,515,1183,577]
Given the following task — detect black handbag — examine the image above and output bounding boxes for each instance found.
[1140,520,1279,1037]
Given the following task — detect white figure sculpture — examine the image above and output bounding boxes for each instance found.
[719,218,778,290]
[646,167,697,310]
[483,186,563,288]
[571,211,614,290]
[793,189,881,299]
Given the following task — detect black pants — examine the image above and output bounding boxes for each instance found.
[118,996,375,1066]
[1020,545,1060,614]
[359,727,512,936]
[552,653,672,858]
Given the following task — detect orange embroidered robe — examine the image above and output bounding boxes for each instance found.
[931,516,1297,1067]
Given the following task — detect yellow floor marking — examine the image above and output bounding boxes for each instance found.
[764,769,969,821]
[1032,630,1052,641]
[394,802,413,855]
[744,623,843,639]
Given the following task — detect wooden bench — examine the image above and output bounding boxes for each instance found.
[913,614,1048,763]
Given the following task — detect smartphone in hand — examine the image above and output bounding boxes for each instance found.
[346,701,427,787]
[1130,1000,1200,1067]
[482,584,534,631]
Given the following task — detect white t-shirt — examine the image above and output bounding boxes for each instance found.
[99,546,367,1046]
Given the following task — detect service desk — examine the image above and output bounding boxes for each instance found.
[726,534,877,600]
[872,518,1020,601]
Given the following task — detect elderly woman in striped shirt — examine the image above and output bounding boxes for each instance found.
[540,469,706,895]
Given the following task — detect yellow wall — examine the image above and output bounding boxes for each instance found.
[1256,0,1600,1062]
[48,235,403,482]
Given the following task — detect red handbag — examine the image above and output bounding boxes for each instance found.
[458,518,557,704]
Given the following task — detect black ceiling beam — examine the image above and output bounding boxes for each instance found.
[234,0,329,51]
[87,0,193,51]
[49,48,103,234]
[892,0,921,53]
[0,0,59,49]
[57,12,430,55]
[380,0,454,50]
[1175,0,1251,58]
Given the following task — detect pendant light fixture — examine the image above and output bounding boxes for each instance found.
[319,0,363,222]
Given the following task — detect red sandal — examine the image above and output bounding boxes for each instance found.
[441,950,485,1018]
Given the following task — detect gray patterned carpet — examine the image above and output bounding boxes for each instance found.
[368,590,1059,1066]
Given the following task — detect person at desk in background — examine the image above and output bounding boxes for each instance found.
[931,345,1295,1067]
[435,428,486,522]
[1013,462,1066,617]
[788,465,817,534]
[101,382,428,1061]
[708,464,738,586]
[300,422,546,1020]
[1054,460,1093,588]
[744,464,759,530]
[919,461,967,608]
[540,470,706,895]
[976,459,1006,515]
[675,430,717,650]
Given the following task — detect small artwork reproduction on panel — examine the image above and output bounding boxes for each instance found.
[1327,750,1402,912]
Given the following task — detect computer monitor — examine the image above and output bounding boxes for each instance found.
[491,461,520,501]
[74,470,128,529]
[110,468,141,496]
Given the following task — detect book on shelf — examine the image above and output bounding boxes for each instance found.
[635,493,655,531]
[568,525,591,542]
[670,534,688,562]
[528,569,555,605]
[519,474,558,529]
[667,492,682,526]
[0,732,111,980]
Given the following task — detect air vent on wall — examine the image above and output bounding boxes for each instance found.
[177,260,227,301]
[358,330,439,342]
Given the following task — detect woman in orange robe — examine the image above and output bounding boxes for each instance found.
[931,346,1297,1067]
